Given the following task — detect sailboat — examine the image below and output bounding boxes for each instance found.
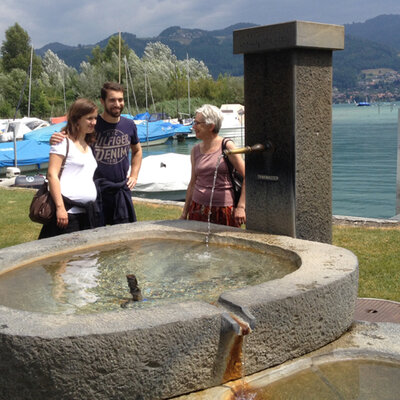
[356,97,371,106]
[0,117,49,142]
[0,47,52,178]
[123,57,191,146]
[2,46,34,177]
[218,104,245,148]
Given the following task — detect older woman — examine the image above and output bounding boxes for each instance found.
[180,104,246,227]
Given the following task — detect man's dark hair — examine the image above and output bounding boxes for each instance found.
[101,82,124,100]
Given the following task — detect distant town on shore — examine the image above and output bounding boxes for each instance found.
[333,68,400,104]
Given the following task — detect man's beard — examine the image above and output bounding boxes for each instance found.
[105,104,123,118]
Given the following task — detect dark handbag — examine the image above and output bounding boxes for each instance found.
[29,139,69,224]
[28,182,55,224]
[222,138,243,207]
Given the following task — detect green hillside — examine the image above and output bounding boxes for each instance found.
[344,14,400,51]
[35,16,400,89]
[333,35,400,88]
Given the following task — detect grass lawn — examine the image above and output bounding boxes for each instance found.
[1,187,399,302]
[333,226,400,301]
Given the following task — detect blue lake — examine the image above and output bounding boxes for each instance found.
[332,103,399,219]
[142,103,400,219]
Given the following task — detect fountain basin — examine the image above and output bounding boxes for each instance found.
[0,220,358,399]
[175,322,400,399]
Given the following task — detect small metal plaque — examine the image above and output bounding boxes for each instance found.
[257,174,279,181]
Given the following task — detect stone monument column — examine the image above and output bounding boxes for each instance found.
[234,21,344,243]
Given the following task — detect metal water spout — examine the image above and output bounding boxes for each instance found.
[230,314,252,336]
[223,141,273,156]
[220,312,255,383]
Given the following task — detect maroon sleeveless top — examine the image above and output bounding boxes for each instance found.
[192,143,234,207]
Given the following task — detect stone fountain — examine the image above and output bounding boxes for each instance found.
[0,21,362,400]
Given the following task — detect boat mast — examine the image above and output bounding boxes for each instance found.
[175,62,179,118]
[118,31,121,84]
[147,75,156,113]
[27,46,33,118]
[13,68,30,168]
[144,67,149,148]
[62,71,67,114]
[125,58,139,114]
[124,56,131,114]
[144,68,148,111]
[187,53,191,118]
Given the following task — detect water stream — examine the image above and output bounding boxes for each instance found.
[229,359,400,399]
[206,153,225,247]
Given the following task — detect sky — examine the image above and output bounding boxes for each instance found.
[1,0,400,48]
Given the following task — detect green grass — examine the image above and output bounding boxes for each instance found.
[0,188,42,247]
[333,226,400,302]
[1,187,399,302]
[0,187,182,247]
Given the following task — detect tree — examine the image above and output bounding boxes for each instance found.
[104,35,131,63]
[0,69,29,117]
[41,50,79,115]
[75,61,105,100]
[86,36,133,88]
[1,23,42,78]
[30,84,51,118]
[89,35,131,66]
[138,42,211,108]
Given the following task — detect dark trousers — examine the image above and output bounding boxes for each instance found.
[38,213,90,239]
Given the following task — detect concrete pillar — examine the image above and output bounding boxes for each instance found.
[234,21,344,243]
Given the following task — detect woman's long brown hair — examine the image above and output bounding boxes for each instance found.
[63,98,97,144]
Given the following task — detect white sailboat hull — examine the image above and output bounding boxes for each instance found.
[218,125,245,148]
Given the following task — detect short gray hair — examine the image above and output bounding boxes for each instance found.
[196,104,223,133]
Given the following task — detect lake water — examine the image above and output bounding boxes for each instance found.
[332,103,399,219]
[142,103,400,219]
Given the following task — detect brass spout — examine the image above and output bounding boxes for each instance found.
[223,143,269,156]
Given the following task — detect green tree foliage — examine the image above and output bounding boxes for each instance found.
[345,15,400,52]
[30,83,51,118]
[41,50,78,116]
[83,36,133,92]
[333,35,400,89]
[75,61,106,100]
[0,69,29,117]
[0,24,245,119]
[122,42,212,112]
[1,23,42,78]
[90,35,131,66]
[213,75,244,104]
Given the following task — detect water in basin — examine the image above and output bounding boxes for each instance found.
[233,359,400,400]
[0,238,297,314]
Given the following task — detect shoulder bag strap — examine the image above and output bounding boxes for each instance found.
[58,137,69,178]
[46,137,70,181]
[221,138,234,171]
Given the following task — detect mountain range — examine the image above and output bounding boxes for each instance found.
[36,15,400,88]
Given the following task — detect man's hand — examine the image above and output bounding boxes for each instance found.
[126,176,137,190]
[50,131,67,145]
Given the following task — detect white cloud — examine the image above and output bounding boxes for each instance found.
[0,0,399,48]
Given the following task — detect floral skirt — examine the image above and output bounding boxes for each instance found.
[188,200,240,227]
